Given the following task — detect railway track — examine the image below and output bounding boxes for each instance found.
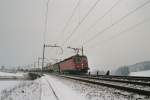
[44,78,59,100]
[59,75,150,96]
[78,75,150,87]
[91,75,150,82]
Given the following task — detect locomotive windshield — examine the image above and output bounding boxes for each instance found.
[75,56,81,63]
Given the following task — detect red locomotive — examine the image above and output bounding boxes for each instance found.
[52,54,89,74]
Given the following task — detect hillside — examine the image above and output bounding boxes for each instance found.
[115,61,150,76]
[129,61,150,72]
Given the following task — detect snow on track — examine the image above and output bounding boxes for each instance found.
[53,75,150,100]
[0,74,87,100]
[1,74,149,100]
[40,77,58,100]
[43,75,87,100]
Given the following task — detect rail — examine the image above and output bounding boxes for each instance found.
[59,75,150,96]
[44,78,59,100]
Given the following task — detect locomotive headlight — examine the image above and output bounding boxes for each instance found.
[82,63,83,69]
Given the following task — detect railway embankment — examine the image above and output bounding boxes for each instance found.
[28,72,42,80]
[0,72,41,80]
[58,74,150,96]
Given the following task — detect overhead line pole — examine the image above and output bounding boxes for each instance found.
[41,44,63,74]
[41,44,46,74]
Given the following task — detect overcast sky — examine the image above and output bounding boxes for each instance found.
[0,0,150,70]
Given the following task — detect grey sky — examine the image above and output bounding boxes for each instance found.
[0,0,150,70]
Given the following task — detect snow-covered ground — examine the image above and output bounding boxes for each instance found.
[0,71,28,79]
[0,75,86,100]
[0,71,35,100]
[0,71,29,93]
[42,75,86,100]
[0,71,25,77]
[129,70,150,77]
[1,74,150,100]
[54,75,150,100]
[0,81,21,93]
[0,80,39,100]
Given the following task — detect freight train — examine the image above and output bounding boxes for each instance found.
[47,54,89,74]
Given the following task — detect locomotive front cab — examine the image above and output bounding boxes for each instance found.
[74,55,89,72]
[74,55,82,64]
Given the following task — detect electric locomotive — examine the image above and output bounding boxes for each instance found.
[51,54,89,74]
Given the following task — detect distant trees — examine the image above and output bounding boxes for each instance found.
[129,61,150,72]
[0,66,5,71]
[115,66,130,76]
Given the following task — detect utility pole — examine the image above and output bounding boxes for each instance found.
[41,44,46,74]
[41,44,63,75]
[82,46,84,56]
[38,57,44,69]
[34,61,36,68]
[38,57,40,69]
[38,57,50,71]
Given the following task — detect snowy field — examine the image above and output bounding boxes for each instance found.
[130,70,150,77]
[0,80,39,100]
[0,72,24,77]
[0,71,29,80]
[0,71,29,93]
[0,80,22,93]
[0,71,35,100]
[0,74,150,100]
[0,75,86,100]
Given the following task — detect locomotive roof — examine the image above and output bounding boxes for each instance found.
[53,54,87,65]
[61,54,87,62]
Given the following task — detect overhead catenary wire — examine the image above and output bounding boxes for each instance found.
[62,0,102,46]
[43,0,50,43]
[78,0,81,24]
[81,0,121,39]
[41,0,51,75]
[107,17,150,43]
[82,0,150,46]
[60,0,83,38]
[87,16,150,50]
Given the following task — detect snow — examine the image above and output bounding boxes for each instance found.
[0,71,37,100]
[0,71,29,93]
[53,75,150,100]
[0,81,20,93]
[129,70,150,77]
[40,77,58,100]
[0,71,24,77]
[1,74,149,100]
[0,71,28,80]
[0,75,87,100]
[0,80,40,100]
[42,75,87,100]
